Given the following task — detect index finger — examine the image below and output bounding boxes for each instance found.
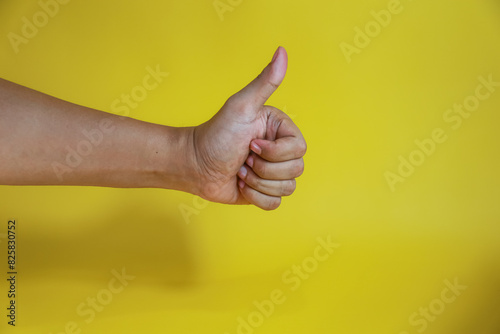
[250,118,307,162]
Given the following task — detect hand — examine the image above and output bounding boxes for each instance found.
[191,47,307,210]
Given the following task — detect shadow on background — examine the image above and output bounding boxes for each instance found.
[449,257,500,334]
[469,2,500,331]
[21,197,200,287]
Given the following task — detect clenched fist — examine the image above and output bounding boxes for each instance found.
[190,47,307,210]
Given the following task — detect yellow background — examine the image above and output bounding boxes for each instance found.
[1,0,500,333]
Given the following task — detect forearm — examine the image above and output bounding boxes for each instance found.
[0,78,197,193]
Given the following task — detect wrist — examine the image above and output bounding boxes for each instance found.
[150,125,201,196]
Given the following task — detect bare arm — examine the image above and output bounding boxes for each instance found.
[0,78,197,193]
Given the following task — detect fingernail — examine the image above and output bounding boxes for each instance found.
[251,142,262,155]
[238,179,245,189]
[246,155,254,168]
[271,47,280,63]
[238,165,247,179]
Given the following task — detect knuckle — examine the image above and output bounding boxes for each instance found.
[225,94,239,108]
[293,159,305,177]
[283,179,296,196]
[262,143,275,160]
[250,174,262,189]
[226,94,253,113]
[297,140,307,156]
[267,81,280,91]
[253,160,267,177]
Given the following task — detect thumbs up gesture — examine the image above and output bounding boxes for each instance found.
[191,47,307,210]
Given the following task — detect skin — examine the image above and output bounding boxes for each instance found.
[0,47,306,210]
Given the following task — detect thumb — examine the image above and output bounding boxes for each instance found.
[239,46,288,106]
